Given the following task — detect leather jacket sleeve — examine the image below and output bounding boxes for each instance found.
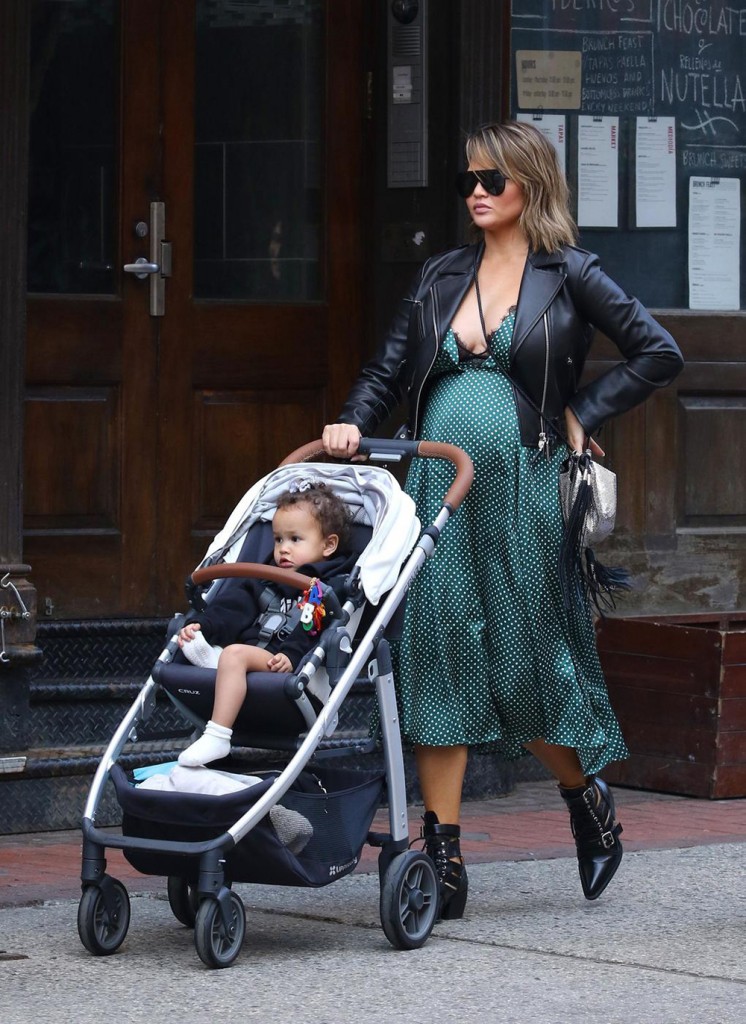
[564,250,684,437]
[336,265,425,435]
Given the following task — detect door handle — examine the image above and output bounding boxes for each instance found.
[123,202,171,316]
[123,258,160,277]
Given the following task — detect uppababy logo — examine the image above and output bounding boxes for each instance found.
[328,857,357,878]
[177,688,200,695]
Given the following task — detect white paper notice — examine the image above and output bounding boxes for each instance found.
[636,118,677,228]
[517,113,567,173]
[577,117,619,228]
[688,177,741,310]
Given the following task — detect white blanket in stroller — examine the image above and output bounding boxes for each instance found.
[137,764,261,794]
[137,764,313,854]
[199,463,420,605]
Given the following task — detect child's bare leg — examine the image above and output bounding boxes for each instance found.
[212,645,270,726]
[179,644,269,767]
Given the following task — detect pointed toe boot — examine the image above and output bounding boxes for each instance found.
[560,776,623,901]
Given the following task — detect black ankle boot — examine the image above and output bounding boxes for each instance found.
[421,811,468,920]
[559,776,623,901]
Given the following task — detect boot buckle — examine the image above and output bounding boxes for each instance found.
[601,829,615,849]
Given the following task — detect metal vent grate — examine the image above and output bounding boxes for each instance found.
[392,24,421,57]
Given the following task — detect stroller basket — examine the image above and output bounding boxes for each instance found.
[113,764,385,888]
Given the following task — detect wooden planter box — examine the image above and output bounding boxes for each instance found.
[595,613,746,799]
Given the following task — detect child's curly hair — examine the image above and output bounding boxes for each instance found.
[275,484,350,547]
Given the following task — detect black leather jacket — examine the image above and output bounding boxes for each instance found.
[338,242,684,446]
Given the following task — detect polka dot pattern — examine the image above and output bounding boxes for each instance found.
[397,315,628,775]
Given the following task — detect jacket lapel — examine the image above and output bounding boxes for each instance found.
[512,250,567,359]
[423,243,478,340]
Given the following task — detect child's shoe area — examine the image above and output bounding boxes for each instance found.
[177,721,233,767]
[180,630,222,669]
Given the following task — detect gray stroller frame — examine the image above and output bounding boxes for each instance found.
[78,437,473,968]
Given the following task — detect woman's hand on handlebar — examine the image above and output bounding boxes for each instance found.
[322,423,362,459]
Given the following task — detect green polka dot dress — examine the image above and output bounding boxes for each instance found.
[397,313,628,776]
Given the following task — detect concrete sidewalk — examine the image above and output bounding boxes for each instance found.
[1,781,745,1023]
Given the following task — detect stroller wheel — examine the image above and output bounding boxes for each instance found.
[77,879,131,956]
[167,876,201,928]
[380,851,439,950]
[194,890,246,969]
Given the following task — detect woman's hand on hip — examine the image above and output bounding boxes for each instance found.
[564,407,605,457]
[322,423,362,458]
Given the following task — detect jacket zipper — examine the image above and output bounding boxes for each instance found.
[409,290,439,438]
[537,311,551,459]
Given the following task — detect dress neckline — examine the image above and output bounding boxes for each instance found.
[452,332,489,360]
[483,304,518,339]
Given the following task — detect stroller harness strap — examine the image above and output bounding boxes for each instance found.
[256,585,302,648]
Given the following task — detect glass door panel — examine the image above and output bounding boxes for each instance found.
[27,0,118,295]
[193,0,323,301]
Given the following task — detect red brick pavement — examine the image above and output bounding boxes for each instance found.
[1,781,745,909]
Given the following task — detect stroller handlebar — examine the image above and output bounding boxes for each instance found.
[414,440,474,511]
[280,437,474,511]
[192,562,314,591]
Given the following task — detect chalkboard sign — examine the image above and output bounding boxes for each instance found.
[510,0,745,309]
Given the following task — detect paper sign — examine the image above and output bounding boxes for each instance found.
[636,118,677,228]
[392,66,412,104]
[688,177,741,310]
[516,50,581,110]
[577,116,619,228]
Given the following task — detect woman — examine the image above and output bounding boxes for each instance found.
[322,121,683,918]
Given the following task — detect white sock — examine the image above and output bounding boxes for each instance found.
[178,720,233,767]
[181,630,222,670]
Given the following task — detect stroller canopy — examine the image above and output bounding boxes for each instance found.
[197,463,420,605]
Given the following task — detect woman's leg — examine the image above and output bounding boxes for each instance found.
[415,744,469,919]
[524,737,623,900]
[523,738,586,788]
[415,744,468,822]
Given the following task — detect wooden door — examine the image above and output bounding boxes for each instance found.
[24,0,366,619]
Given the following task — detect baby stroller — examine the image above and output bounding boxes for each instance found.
[78,437,473,968]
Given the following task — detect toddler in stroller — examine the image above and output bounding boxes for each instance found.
[177,484,356,767]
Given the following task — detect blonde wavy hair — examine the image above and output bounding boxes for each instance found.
[464,121,577,253]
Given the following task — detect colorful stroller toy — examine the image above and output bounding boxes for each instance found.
[78,437,473,967]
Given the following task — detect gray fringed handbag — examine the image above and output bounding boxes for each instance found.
[558,450,617,547]
[558,450,629,612]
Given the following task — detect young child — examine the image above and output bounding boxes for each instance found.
[178,485,355,767]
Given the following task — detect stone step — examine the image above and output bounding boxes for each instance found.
[0,741,187,833]
[32,617,170,680]
[26,674,375,747]
[27,676,193,747]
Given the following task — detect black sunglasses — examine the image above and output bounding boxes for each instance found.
[455,169,507,198]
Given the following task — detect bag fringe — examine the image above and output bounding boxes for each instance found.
[558,468,631,616]
[558,472,592,610]
[583,548,632,615]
